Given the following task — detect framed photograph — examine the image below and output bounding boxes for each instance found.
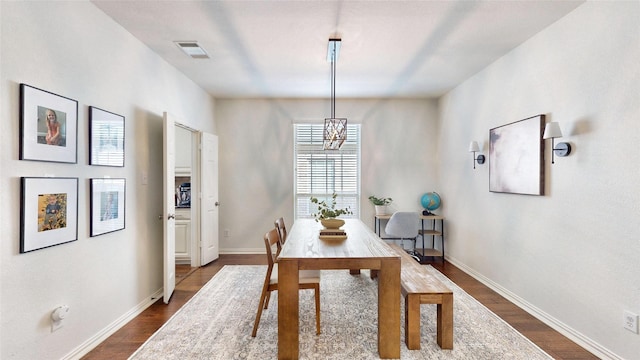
[89,106,125,167]
[20,177,79,253]
[19,84,78,163]
[90,178,126,237]
[489,115,545,195]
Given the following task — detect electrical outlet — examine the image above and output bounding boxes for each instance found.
[623,310,638,334]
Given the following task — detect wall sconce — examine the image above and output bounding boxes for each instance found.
[468,141,485,169]
[542,122,571,164]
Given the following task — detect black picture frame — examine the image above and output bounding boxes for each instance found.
[90,178,126,237]
[89,106,125,167]
[489,115,545,195]
[20,177,79,253]
[19,84,78,163]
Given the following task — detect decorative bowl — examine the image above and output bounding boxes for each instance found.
[320,218,345,229]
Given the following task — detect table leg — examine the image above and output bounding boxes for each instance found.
[278,259,299,359]
[437,293,454,349]
[377,258,401,359]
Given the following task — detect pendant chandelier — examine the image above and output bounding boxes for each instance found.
[323,38,347,150]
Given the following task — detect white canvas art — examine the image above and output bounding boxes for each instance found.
[489,115,544,195]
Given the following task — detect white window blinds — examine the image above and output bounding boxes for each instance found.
[294,123,360,219]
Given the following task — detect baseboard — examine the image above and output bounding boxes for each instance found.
[219,248,263,254]
[61,288,163,360]
[445,255,622,360]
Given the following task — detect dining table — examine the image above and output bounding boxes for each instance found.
[277,218,401,359]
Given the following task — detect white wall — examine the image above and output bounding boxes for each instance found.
[3,1,637,359]
[216,98,439,252]
[438,2,639,359]
[0,2,215,359]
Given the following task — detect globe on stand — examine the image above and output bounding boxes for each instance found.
[420,192,441,215]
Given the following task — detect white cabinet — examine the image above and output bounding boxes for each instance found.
[175,126,192,176]
[175,208,191,264]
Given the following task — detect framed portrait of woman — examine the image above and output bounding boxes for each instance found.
[19,84,78,163]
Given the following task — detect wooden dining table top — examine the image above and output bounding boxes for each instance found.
[278,218,399,260]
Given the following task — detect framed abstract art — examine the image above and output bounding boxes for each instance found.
[489,115,545,196]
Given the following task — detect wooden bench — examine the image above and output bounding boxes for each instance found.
[371,243,453,350]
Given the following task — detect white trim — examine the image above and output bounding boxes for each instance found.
[61,288,163,360]
[219,248,264,254]
[445,254,622,360]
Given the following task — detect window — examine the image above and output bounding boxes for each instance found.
[294,123,360,219]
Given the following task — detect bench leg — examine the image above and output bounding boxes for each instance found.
[405,294,421,350]
[370,269,378,279]
[437,293,453,349]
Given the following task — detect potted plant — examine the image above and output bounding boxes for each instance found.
[368,195,393,216]
[310,193,353,229]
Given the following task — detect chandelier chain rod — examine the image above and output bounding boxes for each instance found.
[331,44,336,119]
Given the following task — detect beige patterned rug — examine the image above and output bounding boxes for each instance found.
[130,265,552,359]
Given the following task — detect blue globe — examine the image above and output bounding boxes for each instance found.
[420,192,441,213]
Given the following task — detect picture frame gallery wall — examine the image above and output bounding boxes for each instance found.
[18,83,127,253]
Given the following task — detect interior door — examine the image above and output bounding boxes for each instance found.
[200,132,219,265]
[162,112,176,303]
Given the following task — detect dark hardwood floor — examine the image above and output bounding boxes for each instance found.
[82,254,597,360]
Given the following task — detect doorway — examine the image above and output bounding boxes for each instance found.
[174,125,219,270]
[163,113,219,303]
[174,125,198,269]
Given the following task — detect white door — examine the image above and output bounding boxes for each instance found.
[162,112,177,303]
[200,132,219,265]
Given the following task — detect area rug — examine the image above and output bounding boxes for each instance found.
[129,265,552,360]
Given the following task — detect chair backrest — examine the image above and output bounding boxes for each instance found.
[264,228,281,268]
[385,211,420,238]
[274,217,288,245]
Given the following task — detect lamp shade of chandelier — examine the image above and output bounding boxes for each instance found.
[323,38,347,150]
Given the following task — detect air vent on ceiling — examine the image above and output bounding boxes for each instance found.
[175,41,209,59]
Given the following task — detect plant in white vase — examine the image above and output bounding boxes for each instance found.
[368,195,393,216]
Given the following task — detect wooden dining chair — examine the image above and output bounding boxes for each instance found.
[251,228,321,337]
[274,217,288,256]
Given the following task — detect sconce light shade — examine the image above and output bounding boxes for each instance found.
[468,141,485,169]
[543,122,563,139]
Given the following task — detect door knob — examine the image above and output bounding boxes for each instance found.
[215,201,220,207]
[167,214,175,220]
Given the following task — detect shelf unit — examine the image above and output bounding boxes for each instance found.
[416,215,445,261]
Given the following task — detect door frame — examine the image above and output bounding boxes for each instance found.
[176,123,202,267]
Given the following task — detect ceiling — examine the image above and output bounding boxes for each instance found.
[92,1,583,99]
